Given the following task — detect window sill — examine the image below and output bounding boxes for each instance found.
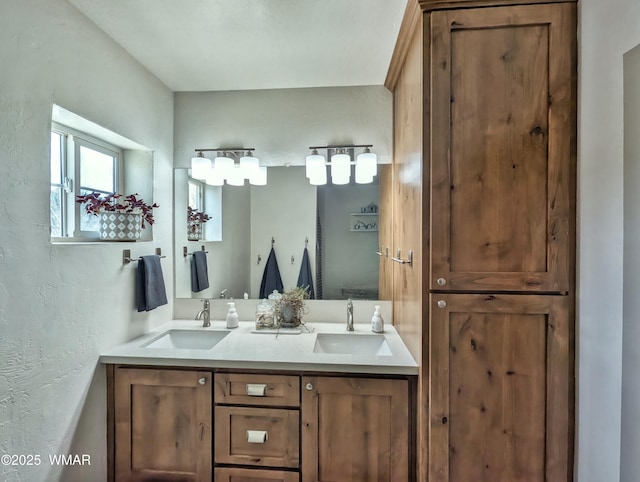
[50,238,154,245]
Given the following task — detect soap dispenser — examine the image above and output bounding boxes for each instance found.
[226,302,239,329]
[371,305,384,333]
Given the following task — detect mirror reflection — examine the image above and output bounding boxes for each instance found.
[174,167,382,300]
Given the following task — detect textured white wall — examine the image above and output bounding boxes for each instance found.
[249,167,317,299]
[0,1,173,481]
[622,44,640,482]
[318,182,380,300]
[578,0,640,480]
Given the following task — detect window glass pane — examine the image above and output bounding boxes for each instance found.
[80,145,115,193]
[188,181,202,210]
[50,186,62,237]
[79,188,102,232]
[51,132,62,184]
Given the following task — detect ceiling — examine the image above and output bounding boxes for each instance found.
[66,0,407,92]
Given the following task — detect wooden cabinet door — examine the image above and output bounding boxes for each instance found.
[378,163,393,301]
[114,368,212,482]
[428,294,573,482]
[301,376,410,482]
[429,4,576,293]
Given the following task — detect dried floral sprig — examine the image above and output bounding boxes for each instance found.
[187,206,212,224]
[273,286,310,327]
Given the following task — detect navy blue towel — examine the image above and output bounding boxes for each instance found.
[259,247,283,299]
[136,255,168,312]
[191,251,210,293]
[296,247,315,299]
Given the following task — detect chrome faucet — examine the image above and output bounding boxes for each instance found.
[195,299,211,327]
[219,289,228,299]
[347,299,354,331]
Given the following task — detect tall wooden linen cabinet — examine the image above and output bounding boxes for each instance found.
[383,1,576,481]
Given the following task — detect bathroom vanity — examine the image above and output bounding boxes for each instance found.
[101,321,418,482]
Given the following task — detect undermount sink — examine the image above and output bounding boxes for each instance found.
[142,329,229,350]
[313,333,392,356]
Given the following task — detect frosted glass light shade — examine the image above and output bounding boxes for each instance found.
[355,166,374,184]
[356,150,377,178]
[306,152,326,179]
[214,154,234,178]
[205,166,225,186]
[191,154,211,180]
[332,174,350,185]
[309,167,327,185]
[331,152,351,183]
[249,166,267,186]
[227,165,245,186]
[240,153,260,178]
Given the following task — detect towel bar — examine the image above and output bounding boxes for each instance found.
[123,248,166,265]
[183,245,208,257]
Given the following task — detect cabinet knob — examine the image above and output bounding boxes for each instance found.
[436,277,447,286]
[198,377,206,385]
[305,383,313,391]
[437,300,447,309]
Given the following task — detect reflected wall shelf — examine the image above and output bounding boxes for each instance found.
[350,213,378,232]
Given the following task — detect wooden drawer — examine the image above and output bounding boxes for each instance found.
[215,467,299,482]
[214,373,299,407]
[214,406,299,468]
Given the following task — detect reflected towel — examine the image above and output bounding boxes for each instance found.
[296,247,315,299]
[136,255,168,312]
[191,251,210,293]
[259,247,283,299]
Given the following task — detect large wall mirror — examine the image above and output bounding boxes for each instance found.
[174,166,385,300]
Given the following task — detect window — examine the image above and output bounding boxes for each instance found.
[50,123,123,240]
[188,177,204,212]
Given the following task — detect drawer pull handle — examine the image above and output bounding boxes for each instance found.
[246,383,267,396]
[305,383,313,391]
[198,378,206,386]
[247,430,268,444]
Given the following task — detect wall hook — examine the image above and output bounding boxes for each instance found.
[257,254,262,265]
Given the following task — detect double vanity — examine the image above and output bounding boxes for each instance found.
[101,319,418,481]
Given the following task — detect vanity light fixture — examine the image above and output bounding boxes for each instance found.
[192,148,265,186]
[306,144,377,185]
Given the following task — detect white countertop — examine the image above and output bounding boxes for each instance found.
[100,320,418,375]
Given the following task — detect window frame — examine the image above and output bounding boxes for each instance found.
[50,122,124,242]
